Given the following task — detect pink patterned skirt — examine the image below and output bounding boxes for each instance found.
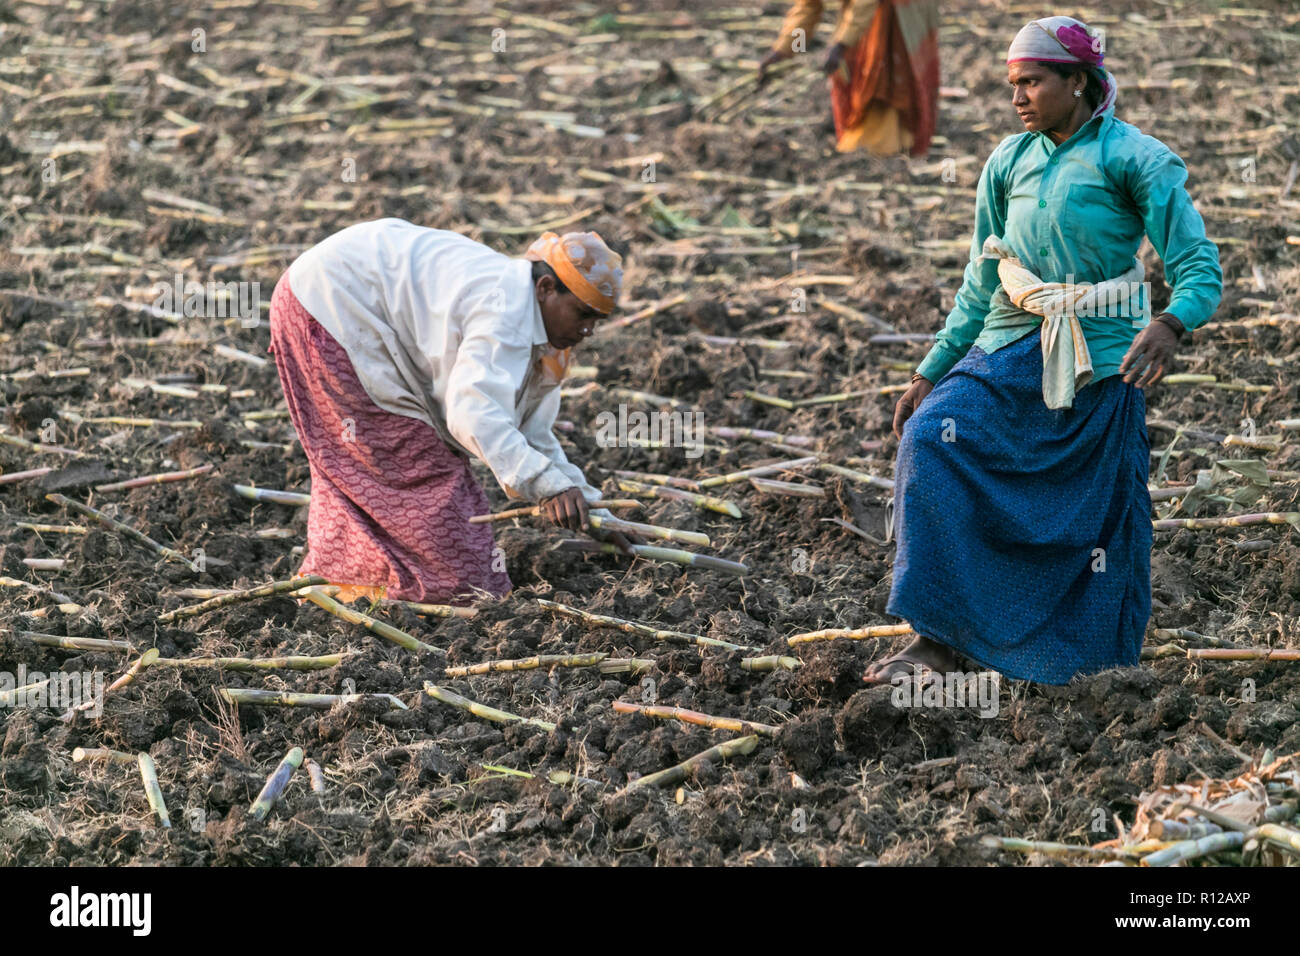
[267,273,511,604]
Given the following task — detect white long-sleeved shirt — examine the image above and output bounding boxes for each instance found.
[286,219,599,503]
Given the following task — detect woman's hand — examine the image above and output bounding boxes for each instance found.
[893,376,934,438]
[822,42,846,77]
[1120,315,1182,388]
[540,487,588,532]
[757,48,789,87]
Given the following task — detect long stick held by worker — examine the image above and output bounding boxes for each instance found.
[267,219,636,606]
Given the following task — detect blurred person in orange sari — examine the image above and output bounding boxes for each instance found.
[759,0,940,157]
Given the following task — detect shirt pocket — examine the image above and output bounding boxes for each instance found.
[1063,181,1137,249]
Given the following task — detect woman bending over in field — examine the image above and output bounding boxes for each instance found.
[268,220,633,605]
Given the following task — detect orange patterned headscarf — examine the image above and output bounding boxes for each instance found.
[524,231,623,315]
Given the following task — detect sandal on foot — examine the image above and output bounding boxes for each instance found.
[862,655,934,687]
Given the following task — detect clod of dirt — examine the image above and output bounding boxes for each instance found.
[836,687,907,756]
[1152,748,1192,785]
[0,744,51,796]
[1152,686,1194,729]
[38,461,116,494]
[10,398,56,431]
[776,711,837,775]
[0,545,29,577]
[1224,701,1298,746]
[599,789,649,830]
[1075,667,1161,721]
[792,643,868,705]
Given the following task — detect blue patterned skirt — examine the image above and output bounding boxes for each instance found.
[887,331,1151,685]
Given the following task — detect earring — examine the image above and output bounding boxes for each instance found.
[1073,90,1083,97]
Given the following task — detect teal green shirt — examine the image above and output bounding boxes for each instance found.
[917,106,1223,385]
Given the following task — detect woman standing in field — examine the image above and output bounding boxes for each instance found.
[267,220,631,605]
[759,0,940,157]
[872,16,1222,686]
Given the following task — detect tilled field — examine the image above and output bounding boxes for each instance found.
[1,0,1299,866]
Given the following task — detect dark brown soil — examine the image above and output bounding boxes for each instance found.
[1,0,1298,866]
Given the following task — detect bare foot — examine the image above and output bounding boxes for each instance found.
[863,635,959,685]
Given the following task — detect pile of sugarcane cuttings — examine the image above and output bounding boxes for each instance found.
[1098,751,1300,866]
[986,751,1300,866]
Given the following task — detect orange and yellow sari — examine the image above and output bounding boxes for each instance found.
[772,0,940,157]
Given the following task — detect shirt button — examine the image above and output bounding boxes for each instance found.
[1038,248,1048,257]
[1038,199,1047,208]
[1050,155,1058,163]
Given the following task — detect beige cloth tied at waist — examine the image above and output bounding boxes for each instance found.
[979,236,1145,409]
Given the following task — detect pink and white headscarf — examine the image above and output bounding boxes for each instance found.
[1008,15,1117,117]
